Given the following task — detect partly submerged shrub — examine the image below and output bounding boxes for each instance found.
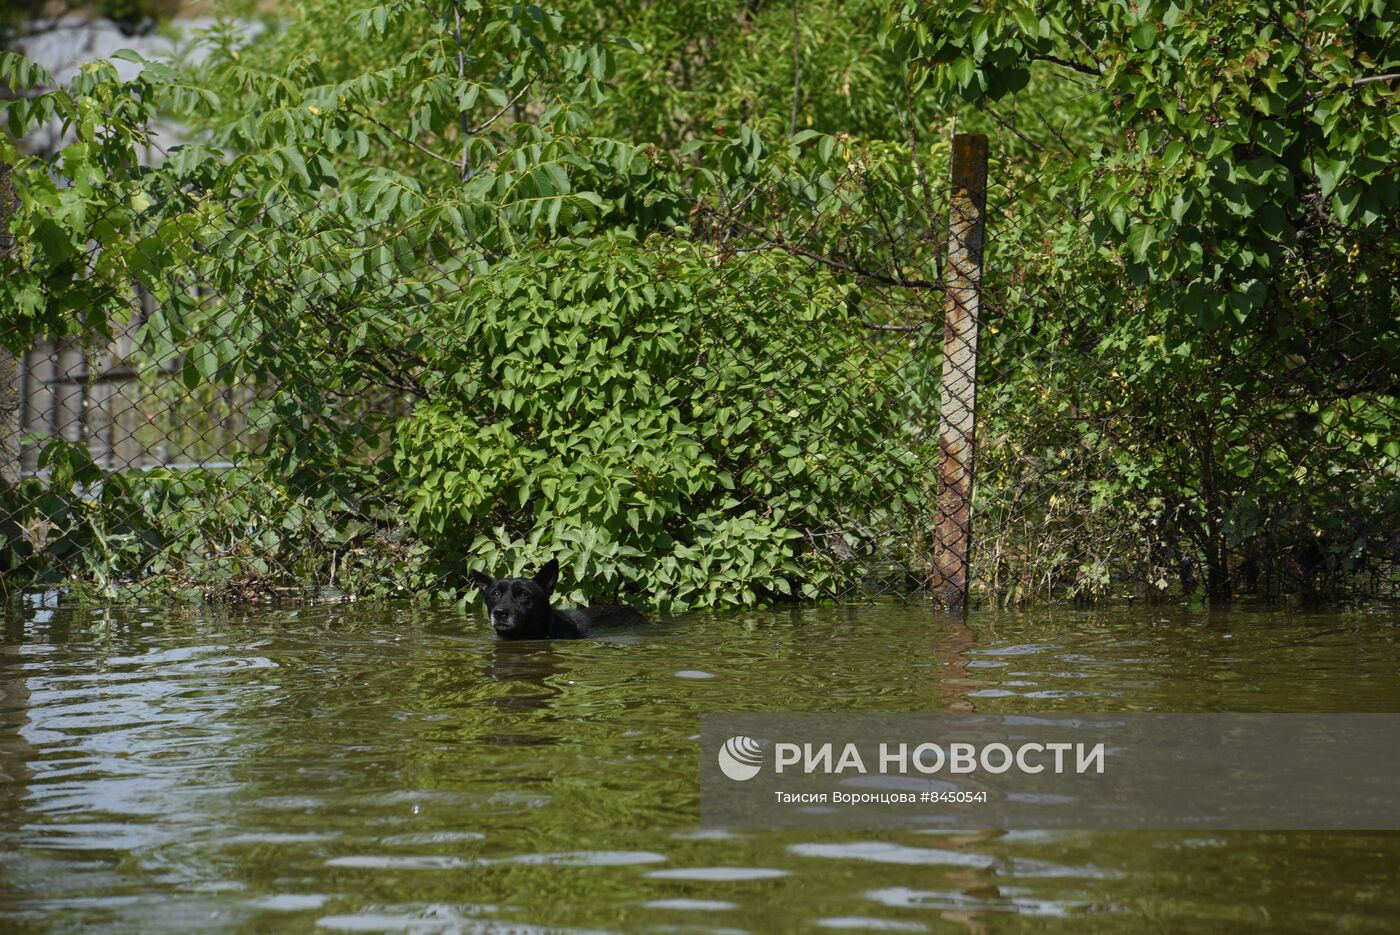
[393,237,932,610]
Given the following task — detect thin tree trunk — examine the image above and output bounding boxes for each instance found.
[789,0,801,136]
[0,159,21,486]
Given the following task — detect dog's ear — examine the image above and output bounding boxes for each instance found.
[532,558,559,596]
[468,569,493,591]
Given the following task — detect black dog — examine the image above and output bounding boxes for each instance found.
[468,558,646,639]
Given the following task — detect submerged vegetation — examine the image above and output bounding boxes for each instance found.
[0,1,1396,607]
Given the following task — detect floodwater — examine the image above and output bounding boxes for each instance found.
[1,600,1397,933]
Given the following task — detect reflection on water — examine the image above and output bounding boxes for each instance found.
[0,599,1398,932]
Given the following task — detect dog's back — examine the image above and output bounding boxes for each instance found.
[553,604,648,638]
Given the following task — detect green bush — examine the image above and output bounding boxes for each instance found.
[392,236,930,610]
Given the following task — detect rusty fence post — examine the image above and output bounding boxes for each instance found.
[932,133,988,611]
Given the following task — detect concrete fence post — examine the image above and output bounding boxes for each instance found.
[932,133,988,611]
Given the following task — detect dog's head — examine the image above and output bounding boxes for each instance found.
[469,559,559,639]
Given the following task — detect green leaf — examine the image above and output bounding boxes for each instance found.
[1125,223,1158,263]
[1314,158,1347,198]
[1130,20,1158,49]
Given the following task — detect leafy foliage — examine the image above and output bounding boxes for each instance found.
[393,238,927,608]
[888,0,1399,601]
[1,0,1396,606]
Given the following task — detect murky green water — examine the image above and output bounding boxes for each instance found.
[2,600,1398,933]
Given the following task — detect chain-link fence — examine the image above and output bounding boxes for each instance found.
[2,115,1397,609]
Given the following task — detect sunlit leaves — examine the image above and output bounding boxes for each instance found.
[888,0,1399,600]
[391,240,921,609]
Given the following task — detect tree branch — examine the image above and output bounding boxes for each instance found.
[718,212,945,291]
[350,83,530,173]
[1294,72,1400,111]
[348,106,459,168]
[1031,53,1102,78]
[789,0,801,136]
[1069,31,1105,71]
[864,321,931,332]
[468,83,530,136]
[900,68,937,238]
[452,3,475,181]
[982,104,1046,154]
